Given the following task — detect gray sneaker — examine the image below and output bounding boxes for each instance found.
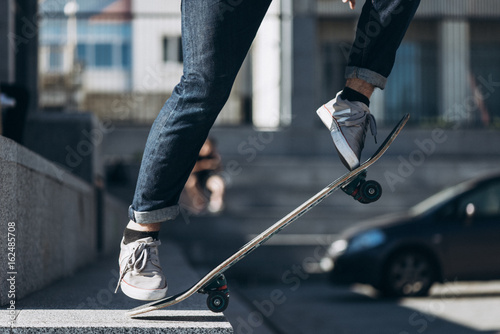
[115,237,168,301]
[316,91,377,170]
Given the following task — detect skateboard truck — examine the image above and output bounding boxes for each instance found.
[341,170,382,204]
[198,274,230,312]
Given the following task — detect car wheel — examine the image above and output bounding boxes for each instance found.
[382,250,436,297]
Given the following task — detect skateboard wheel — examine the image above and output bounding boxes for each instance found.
[358,180,382,203]
[207,291,229,313]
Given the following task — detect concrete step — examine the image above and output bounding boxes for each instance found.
[0,243,233,333]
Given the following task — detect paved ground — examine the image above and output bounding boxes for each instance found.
[168,208,500,334]
[229,278,500,334]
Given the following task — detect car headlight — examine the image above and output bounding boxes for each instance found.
[321,239,348,272]
[347,229,386,253]
[328,239,348,256]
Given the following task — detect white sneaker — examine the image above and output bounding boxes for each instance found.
[115,237,168,301]
[317,91,377,170]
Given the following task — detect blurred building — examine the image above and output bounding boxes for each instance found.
[37,0,262,125]
[36,0,500,129]
[316,0,500,127]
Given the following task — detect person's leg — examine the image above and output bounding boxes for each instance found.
[180,174,208,215]
[130,0,272,225]
[117,0,272,301]
[206,174,226,213]
[345,0,421,90]
[317,0,420,170]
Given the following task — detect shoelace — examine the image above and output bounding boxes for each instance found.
[115,239,161,293]
[336,109,378,144]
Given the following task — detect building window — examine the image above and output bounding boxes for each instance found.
[384,42,438,124]
[162,36,183,63]
[48,45,64,71]
[121,43,131,68]
[95,43,113,67]
[319,41,348,106]
[76,42,130,69]
[76,43,87,64]
[319,28,439,125]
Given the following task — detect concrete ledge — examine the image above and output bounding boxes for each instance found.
[1,310,231,333]
[0,136,97,306]
[0,136,127,306]
[0,243,233,333]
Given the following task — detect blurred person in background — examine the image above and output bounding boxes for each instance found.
[180,137,226,215]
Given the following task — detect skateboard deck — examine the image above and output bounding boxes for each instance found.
[127,113,410,317]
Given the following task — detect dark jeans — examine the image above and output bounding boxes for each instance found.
[129,0,420,224]
[345,0,421,89]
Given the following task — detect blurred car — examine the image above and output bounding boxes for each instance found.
[320,172,500,297]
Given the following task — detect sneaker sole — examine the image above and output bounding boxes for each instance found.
[120,280,168,301]
[317,105,360,170]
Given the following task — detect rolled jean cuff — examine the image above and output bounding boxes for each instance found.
[128,204,180,224]
[345,66,387,90]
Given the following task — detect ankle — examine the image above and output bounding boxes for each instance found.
[345,78,375,99]
[123,228,159,245]
[341,87,370,107]
[126,220,161,232]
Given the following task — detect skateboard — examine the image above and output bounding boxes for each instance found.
[127,113,410,317]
